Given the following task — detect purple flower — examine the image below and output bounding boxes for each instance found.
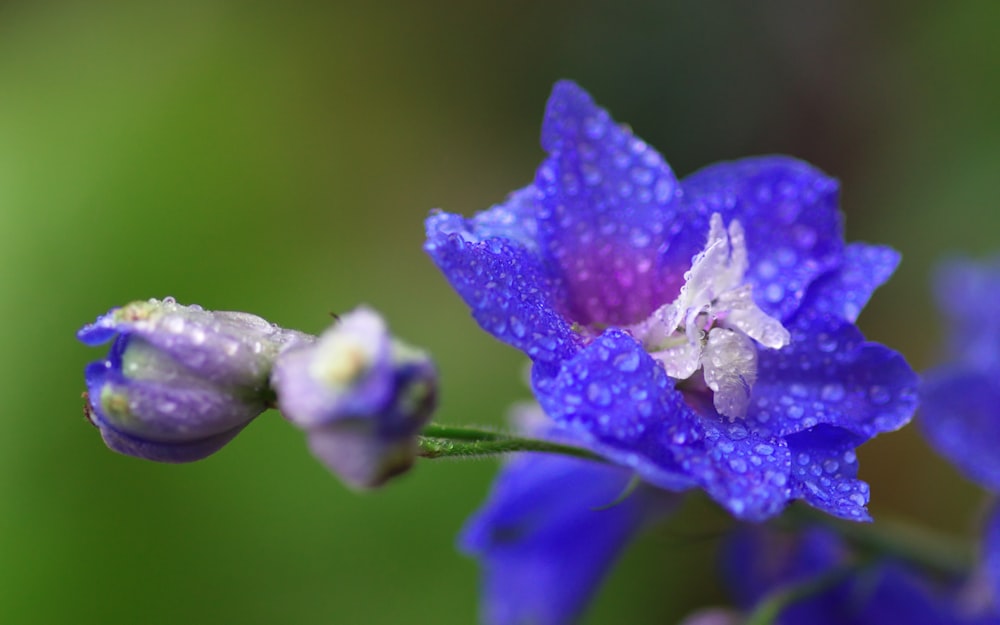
[921,258,1000,612]
[425,80,917,521]
[271,307,437,489]
[722,525,998,625]
[459,404,674,625]
[78,297,309,462]
[921,258,1000,491]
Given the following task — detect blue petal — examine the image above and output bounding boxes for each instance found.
[678,156,845,322]
[750,308,918,440]
[786,426,872,521]
[535,329,792,520]
[425,196,579,374]
[96,419,248,463]
[86,362,264,443]
[802,243,901,323]
[459,453,668,625]
[934,257,1000,370]
[724,527,976,625]
[533,329,697,492]
[675,418,792,521]
[534,80,685,326]
[920,366,1000,491]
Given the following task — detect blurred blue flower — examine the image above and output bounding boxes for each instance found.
[921,258,1000,491]
[426,80,917,521]
[271,307,437,489]
[78,297,309,462]
[459,403,675,625]
[921,258,1000,612]
[722,525,999,625]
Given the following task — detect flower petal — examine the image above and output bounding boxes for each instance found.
[786,425,872,521]
[535,80,684,326]
[723,527,968,625]
[95,420,248,463]
[673,418,792,521]
[802,243,900,323]
[533,329,696,490]
[85,361,264,442]
[934,257,1000,370]
[750,309,918,440]
[920,366,1000,492]
[459,452,668,625]
[535,329,792,520]
[425,196,579,374]
[677,156,845,322]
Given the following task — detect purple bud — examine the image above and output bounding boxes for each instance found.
[79,297,310,462]
[271,307,437,489]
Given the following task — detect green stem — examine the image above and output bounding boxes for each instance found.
[744,559,870,625]
[417,435,605,462]
[784,504,972,578]
[420,423,508,442]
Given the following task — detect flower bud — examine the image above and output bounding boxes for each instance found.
[78,297,310,462]
[271,307,437,489]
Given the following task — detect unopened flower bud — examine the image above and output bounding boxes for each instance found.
[78,297,310,462]
[271,307,437,489]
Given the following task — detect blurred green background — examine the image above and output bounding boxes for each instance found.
[2,1,999,623]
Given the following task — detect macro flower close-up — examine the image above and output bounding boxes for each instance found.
[77,297,310,463]
[272,306,439,489]
[426,80,919,523]
[720,526,997,625]
[920,258,1000,613]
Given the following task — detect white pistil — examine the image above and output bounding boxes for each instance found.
[629,213,790,420]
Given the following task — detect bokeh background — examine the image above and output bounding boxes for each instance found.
[2,1,999,623]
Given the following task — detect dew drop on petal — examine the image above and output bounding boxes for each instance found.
[586,382,612,407]
[820,383,845,402]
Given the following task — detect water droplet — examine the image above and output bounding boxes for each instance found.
[728,458,748,473]
[820,383,845,402]
[509,316,526,338]
[630,229,651,248]
[757,260,778,279]
[765,283,785,303]
[754,444,774,456]
[654,178,674,203]
[787,404,804,419]
[849,493,866,507]
[817,333,837,353]
[823,460,840,474]
[631,167,653,186]
[583,115,605,139]
[587,383,612,407]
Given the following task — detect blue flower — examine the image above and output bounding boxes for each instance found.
[78,297,310,462]
[271,307,438,489]
[426,80,917,521]
[458,404,675,625]
[921,257,1000,613]
[921,258,1000,490]
[722,525,999,625]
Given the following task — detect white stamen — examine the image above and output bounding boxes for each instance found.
[629,213,790,419]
